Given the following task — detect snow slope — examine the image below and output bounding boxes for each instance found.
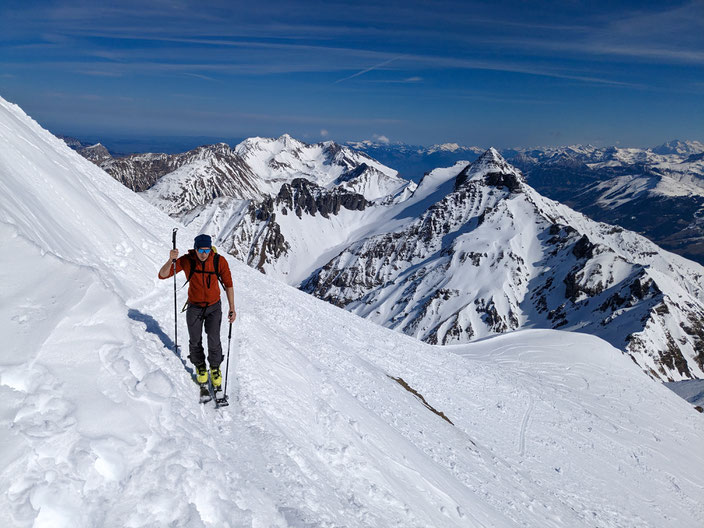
[1,96,703,527]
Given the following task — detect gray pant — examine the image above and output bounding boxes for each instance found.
[186,301,223,368]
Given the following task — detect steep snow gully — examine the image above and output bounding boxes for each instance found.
[1,96,703,527]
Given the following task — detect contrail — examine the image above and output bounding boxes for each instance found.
[334,57,399,84]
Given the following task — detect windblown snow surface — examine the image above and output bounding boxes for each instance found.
[1,96,703,528]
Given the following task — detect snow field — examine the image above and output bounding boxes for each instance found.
[228,262,704,527]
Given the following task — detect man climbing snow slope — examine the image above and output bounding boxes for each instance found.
[159,234,236,393]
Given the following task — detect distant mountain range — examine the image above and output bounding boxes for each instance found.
[350,140,704,266]
[65,134,704,266]
[508,142,704,265]
[347,139,704,182]
[62,133,704,383]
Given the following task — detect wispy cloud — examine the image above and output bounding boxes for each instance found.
[182,72,217,81]
[485,37,704,65]
[2,32,638,88]
[75,70,124,78]
[368,76,423,84]
[8,16,662,87]
[3,0,701,146]
[333,57,400,84]
[476,1,704,65]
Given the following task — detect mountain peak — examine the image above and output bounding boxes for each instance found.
[427,142,462,154]
[278,133,305,149]
[78,142,112,162]
[189,142,233,158]
[653,139,704,156]
[480,146,504,162]
[454,147,524,192]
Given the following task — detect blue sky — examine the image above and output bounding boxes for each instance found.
[1,0,702,148]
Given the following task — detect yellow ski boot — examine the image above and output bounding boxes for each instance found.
[196,364,208,385]
[211,367,222,389]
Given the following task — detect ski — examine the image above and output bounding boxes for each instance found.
[199,383,212,404]
[194,376,227,407]
[214,386,229,407]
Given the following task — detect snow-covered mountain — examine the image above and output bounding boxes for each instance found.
[141,143,263,216]
[220,178,373,284]
[79,134,412,206]
[63,128,704,381]
[97,143,258,196]
[215,148,704,382]
[235,134,412,200]
[83,130,704,381]
[2,94,704,528]
[510,141,704,166]
[99,151,183,192]
[78,142,113,163]
[511,144,704,265]
[653,139,704,156]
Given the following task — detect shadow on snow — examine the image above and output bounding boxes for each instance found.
[127,308,196,381]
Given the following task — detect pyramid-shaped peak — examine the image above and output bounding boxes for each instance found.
[466,147,517,176]
[455,147,525,192]
[477,146,505,163]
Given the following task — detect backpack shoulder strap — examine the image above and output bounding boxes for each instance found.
[213,252,225,288]
[185,254,198,284]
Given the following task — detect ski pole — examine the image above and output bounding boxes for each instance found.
[223,320,233,401]
[172,228,178,355]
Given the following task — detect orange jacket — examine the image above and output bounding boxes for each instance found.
[160,250,233,306]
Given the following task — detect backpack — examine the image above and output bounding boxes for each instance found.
[184,246,225,290]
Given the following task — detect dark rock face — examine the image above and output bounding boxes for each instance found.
[572,235,595,260]
[485,171,523,193]
[228,179,369,277]
[454,149,525,193]
[277,178,369,219]
[660,334,693,378]
[79,143,256,194]
[58,135,87,149]
[336,164,369,184]
[685,152,704,163]
[101,154,180,191]
[453,165,473,190]
[79,144,112,163]
[680,316,704,370]
[228,199,291,273]
[253,216,288,272]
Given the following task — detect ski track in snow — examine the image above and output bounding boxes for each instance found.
[518,394,534,458]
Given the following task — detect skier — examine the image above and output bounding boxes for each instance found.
[158,234,236,394]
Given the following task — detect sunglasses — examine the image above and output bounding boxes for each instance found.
[197,248,211,254]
